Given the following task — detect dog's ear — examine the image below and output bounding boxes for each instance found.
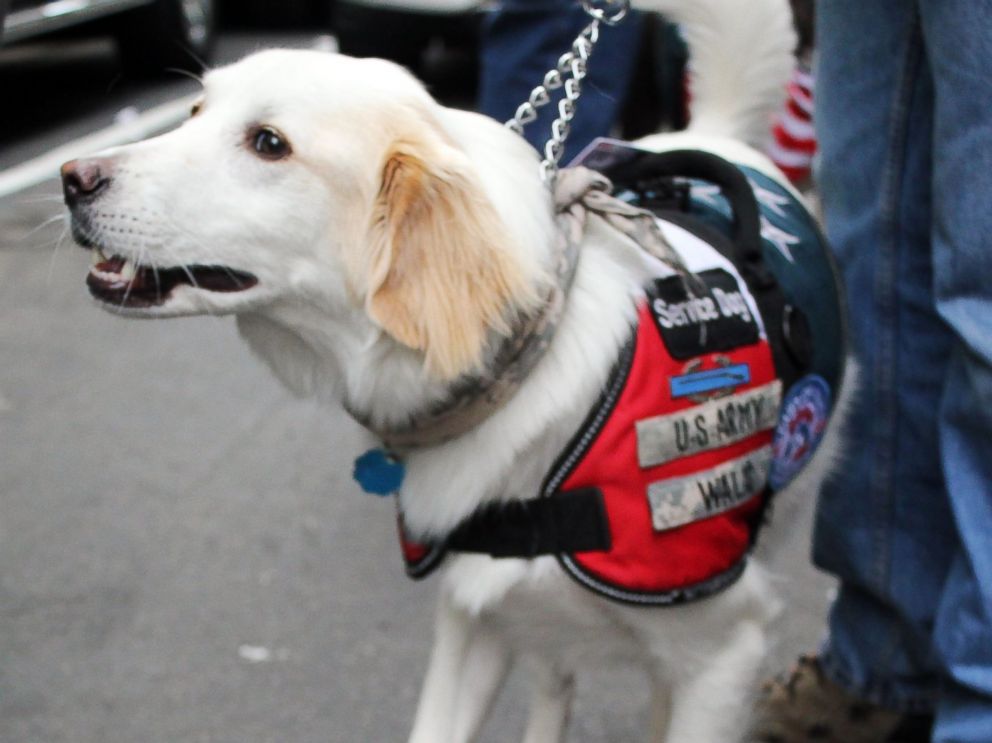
[365,136,532,379]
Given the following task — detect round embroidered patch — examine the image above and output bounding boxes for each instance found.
[769,374,831,490]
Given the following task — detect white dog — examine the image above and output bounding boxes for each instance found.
[62,1,844,740]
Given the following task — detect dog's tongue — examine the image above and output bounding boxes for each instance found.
[95,255,126,274]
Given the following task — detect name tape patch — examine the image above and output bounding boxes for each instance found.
[636,380,782,468]
[647,446,772,532]
[648,268,760,359]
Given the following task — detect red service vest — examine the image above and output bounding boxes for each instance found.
[396,151,843,607]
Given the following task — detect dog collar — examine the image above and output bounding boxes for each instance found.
[347,167,688,451]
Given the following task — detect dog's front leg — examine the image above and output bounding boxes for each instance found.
[450,620,512,742]
[521,660,574,743]
[408,592,473,743]
[658,619,766,743]
[647,675,673,743]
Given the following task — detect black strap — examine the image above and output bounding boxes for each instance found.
[605,149,774,289]
[446,488,612,559]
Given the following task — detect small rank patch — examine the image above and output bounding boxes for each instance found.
[636,380,782,468]
[769,374,832,490]
[670,363,751,399]
[647,269,760,359]
[647,446,773,532]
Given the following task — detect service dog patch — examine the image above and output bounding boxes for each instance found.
[647,269,760,359]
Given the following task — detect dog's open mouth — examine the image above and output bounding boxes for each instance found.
[86,250,258,308]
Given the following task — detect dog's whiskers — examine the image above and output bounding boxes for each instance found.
[19,194,67,206]
[157,213,224,290]
[45,224,72,285]
[26,213,67,240]
[167,67,205,85]
[148,249,163,303]
[218,265,244,288]
[120,242,144,309]
[155,239,201,289]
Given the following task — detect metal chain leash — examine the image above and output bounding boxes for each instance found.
[505,0,631,185]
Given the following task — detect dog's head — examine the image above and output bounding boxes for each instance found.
[63,49,547,380]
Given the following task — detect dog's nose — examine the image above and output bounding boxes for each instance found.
[61,158,113,206]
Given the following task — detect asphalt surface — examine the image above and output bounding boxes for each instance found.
[0,31,834,743]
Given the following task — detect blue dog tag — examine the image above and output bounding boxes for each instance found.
[353,449,406,496]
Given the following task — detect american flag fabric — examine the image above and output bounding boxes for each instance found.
[769,63,816,184]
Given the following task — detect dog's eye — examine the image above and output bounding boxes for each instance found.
[190,101,203,117]
[250,126,291,161]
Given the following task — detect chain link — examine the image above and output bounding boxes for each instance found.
[581,0,630,25]
[504,0,631,185]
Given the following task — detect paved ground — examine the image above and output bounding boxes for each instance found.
[0,31,834,743]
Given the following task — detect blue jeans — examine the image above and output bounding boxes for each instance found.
[477,0,643,163]
[813,3,992,741]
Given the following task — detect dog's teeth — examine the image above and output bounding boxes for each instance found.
[120,259,136,281]
[91,250,101,266]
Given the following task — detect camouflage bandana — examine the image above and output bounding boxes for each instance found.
[349,166,689,452]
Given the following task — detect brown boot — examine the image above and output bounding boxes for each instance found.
[750,655,934,743]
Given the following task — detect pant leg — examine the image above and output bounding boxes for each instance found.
[477,0,643,163]
[812,0,956,712]
[917,3,992,740]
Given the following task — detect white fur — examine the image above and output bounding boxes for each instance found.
[66,1,849,740]
[635,0,798,149]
